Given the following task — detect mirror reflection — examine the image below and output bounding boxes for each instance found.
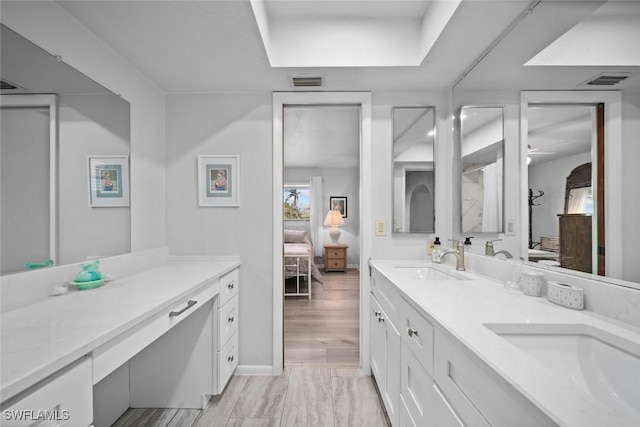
[0,24,131,275]
[460,106,504,233]
[392,107,435,234]
[527,104,598,274]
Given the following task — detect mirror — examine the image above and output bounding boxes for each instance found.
[460,106,504,233]
[451,0,640,285]
[0,24,131,275]
[392,107,435,234]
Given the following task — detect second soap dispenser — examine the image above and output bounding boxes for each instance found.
[431,237,442,262]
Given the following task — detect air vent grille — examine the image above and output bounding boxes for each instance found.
[1,79,19,90]
[585,74,628,86]
[291,76,323,87]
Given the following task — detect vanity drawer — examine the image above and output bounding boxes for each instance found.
[219,269,239,307]
[217,294,239,349]
[371,270,402,323]
[2,356,92,427]
[216,330,238,394]
[93,281,218,384]
[402,300,435,376]
[434,329,554,427]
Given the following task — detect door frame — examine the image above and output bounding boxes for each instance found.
[272,92,372,375]
[520,91,622,278]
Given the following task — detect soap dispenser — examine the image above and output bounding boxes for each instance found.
[431,237,442,262]
[463,237,473,253]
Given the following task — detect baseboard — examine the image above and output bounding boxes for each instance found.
[234,365,275,376]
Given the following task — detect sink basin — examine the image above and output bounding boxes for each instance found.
[485,323,640,422]
[393,266,467,281]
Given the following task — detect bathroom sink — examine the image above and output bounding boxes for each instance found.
[485,323,640,422]
[393,266,467,281]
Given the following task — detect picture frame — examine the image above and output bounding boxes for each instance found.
[330,196,347,218]
[198,155,240,207]
[88,155,130,207]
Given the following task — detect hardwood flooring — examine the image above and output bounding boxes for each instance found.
[113,368,388,427]
[284,269,360,367]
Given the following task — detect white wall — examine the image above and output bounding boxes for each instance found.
[165,93,273,368]
[1,1,166,253]
[528,151,591,243]
[286,167,360,265]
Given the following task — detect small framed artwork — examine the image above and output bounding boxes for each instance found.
[198,155,240,207]
[88,155,130,207]
[330,197,347,218]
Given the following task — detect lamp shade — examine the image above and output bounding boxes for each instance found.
[324,209,345,227]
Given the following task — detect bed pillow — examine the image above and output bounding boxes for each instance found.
[284,230,309,244]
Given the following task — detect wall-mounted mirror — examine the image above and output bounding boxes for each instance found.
[460,106,504,233]
[392,107,435,234]
[0,24,131,275]
[451,0,640,285]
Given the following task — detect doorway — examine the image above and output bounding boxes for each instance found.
[272,92,373,376]
[282,105,360,367]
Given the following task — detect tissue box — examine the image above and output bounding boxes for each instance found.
[547,281,584,310]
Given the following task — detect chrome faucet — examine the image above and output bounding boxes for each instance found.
[438,241,465,271]
[492,249,513,259]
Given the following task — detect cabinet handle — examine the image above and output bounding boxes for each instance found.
[228,355,235,363]
[169,300,197,317]
[227,280,235,290]
[374,310,381,317]
[408,327,418,337]
[228,316,234,323]
[378,316,385,323]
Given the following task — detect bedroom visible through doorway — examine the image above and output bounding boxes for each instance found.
[283,105,361,367]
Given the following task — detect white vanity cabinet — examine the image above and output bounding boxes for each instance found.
[1,357,92,427]
[214,268,239,394]
[370,271,401,426]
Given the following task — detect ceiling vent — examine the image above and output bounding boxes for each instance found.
[582,73,629,86]
[0,79,20,90]
[290,75,323,88]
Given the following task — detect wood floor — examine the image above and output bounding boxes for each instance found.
[114,367,388,427]
[284,269,360,367]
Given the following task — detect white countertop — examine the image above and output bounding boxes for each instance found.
[0,260,239,403]
[370,259,640,427]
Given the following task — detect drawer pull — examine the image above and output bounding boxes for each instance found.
[227,280,235,290]
[169,300,197,317]
[228,316,235,323]
[408,327,418,337]
[227,355,235,363]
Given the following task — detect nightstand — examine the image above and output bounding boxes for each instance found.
[324,243,348,272]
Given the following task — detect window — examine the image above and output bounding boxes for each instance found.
[283,185,310,220]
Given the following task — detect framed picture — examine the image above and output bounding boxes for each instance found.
[198,155,240,207]
[330,196,347,218]
[88,155,130,207]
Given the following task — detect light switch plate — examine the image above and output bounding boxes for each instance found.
[375,219,386,236]
[505,219,516,236]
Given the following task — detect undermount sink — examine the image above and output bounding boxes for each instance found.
[485,323,640,423]
[393,266,467,281]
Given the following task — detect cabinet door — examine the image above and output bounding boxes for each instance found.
[370,295,386,390]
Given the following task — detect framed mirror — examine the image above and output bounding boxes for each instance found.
[392,107,435,234]
[460,106,504,233]
[1,24,131,275]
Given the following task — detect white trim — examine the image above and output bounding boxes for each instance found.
[0,94,58,266]
[234,365,274,376]
[520,90,622,279]
[272,92,373,376]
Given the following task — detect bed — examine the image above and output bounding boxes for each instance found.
[283,230,322,298]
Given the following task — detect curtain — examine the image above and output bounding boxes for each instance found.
[310,176,324,257]
[482,158,503,232]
